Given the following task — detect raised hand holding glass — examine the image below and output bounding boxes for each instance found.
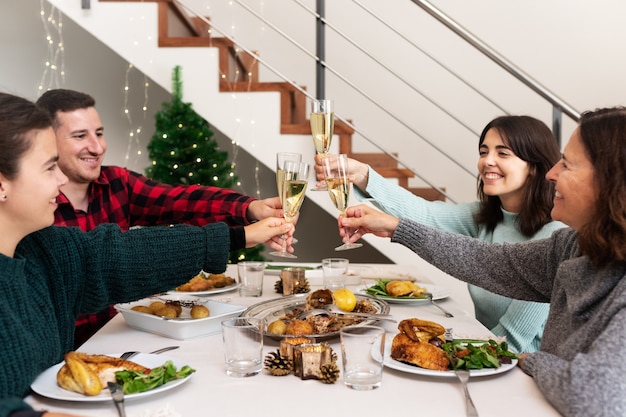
[270,161,310,258]
[322,154,363,251]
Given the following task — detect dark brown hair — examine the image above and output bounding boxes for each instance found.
[0,92,52,180]
[576,107,626,266]
[475,115,561,236]
[36,89,96,130]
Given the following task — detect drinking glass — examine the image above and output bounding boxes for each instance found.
[309,98,334,191]
[276,152,302,244]
[269,161,310,258]
[321,154,363,251]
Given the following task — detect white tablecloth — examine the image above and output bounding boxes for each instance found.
[26,264,560,417]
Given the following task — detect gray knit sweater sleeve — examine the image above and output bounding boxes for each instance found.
[391,219,626,417]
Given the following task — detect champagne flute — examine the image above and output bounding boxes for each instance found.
[269,161,310,258]
[309,98,334,191]
[321,154,363,251]
[276,152,302,244]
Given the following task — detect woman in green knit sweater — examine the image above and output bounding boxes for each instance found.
[315,116,564,353]
[0,92,292,417]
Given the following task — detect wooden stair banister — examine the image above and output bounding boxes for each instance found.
[100,0,445,201]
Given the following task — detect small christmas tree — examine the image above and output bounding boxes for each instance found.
[146,65,264,263]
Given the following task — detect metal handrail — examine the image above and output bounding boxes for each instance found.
[411,0,581,129]
[175,0,580,203]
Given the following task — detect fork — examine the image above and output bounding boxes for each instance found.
[425,292,454,318]
[120,345,179,360]
[108,382,127,417]
[455,369,479,416]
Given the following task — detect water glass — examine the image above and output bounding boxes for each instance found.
[340,325,385,390]
[238,261,265,297]
[221,317,264,377]
[322,257,348,290]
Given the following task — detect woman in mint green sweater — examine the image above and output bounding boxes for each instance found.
[316,116,564,353]
[0,92,292,417]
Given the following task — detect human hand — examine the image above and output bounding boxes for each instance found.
[42,412,87,417]
[244,217,294,252]
[517,352,529,368]
[313,154,369,191]
[339,204,400,241]
[247,197,283,222]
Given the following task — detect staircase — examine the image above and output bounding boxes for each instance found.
[101,0,445,201]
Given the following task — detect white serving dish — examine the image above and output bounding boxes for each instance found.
[115,295,245,340]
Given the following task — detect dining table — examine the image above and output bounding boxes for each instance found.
[25,263,561,417]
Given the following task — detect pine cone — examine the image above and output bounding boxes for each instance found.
[264,350,293,376]
[274,278,310,294]
[319,362,340,384]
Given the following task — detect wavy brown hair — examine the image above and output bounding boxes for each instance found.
[576,107,626,267]
[475,116,561,237]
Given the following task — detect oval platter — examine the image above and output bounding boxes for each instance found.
[243,293,390,340]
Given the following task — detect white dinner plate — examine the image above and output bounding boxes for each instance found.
[380,339,517,378]
[31,353,193,402]
[361,283,450,303]
[167,282,240,296]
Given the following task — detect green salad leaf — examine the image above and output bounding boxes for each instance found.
[442,339,518,370]
[365,279,392,296]
[115,360,196,394]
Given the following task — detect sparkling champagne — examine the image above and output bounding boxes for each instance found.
[325,177,350,213]
[276,168,286,205]
[310,112,334,155]
[283,180,307,222]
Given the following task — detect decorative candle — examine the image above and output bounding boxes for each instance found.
[279,267,305,296]
[293,342,332,380]
[279,337,313,362]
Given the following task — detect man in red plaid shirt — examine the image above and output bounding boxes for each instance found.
[37,89,286,347]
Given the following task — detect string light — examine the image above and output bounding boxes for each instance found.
[122,63,150,167]
[38,0,65,93]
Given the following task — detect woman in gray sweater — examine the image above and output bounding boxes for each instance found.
[339,107,626,417]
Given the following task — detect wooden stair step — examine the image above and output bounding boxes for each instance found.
[105,0,446,201]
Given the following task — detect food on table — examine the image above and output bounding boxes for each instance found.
[391,318,450,371]
[265,290,380,336]
[115,360,196,394]
[390,318,519,371]
[190,305,210,319]
[306,289,334,308]
[174,271,236,292]
[267,319,287,335]
[366,279,427,298]
[333,288,357,312]
[130,299,211,320]
[285,319,314,335]
[56,352,148,395]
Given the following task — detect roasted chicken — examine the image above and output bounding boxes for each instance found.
[390,318,450,371]
[385,281,427,297]
[57,351,148,396]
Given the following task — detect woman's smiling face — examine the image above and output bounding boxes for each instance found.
[546,128,598,231]
[477,128,530,212]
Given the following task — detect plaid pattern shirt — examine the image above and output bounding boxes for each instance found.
[54,166,255,346]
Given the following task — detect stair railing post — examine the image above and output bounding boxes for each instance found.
[315,0,326,99]
[552,106,562,148]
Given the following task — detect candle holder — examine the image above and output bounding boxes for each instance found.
[279,337,313,362]
[279,267,306,296]
[293,342,332,380]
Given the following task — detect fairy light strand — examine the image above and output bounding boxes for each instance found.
[38,0,66,94]
[122,63,150,167]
